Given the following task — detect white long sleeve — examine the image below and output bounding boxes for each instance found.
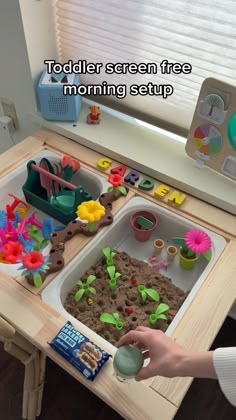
[213,347,236,406]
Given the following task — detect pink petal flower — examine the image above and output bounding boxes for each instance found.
[185,229,212,254]
[153,262,161,269]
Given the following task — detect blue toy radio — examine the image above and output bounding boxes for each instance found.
[37,70,82,121]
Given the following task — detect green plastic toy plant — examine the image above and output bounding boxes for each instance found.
[172,229,212,262]
[100,312,124,331]
[107,265,121,290]
[74,275,96,302]
[107,174,128,197]
[149,303,170,326]
[102,247,116,266]
[138,285,160,302]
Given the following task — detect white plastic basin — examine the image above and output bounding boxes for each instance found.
[0,150,109,278]
[42,196,226,336]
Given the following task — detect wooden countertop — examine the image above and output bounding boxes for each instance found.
[0,129,235,420]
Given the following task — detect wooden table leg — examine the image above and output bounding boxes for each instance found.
[0,316,46,420]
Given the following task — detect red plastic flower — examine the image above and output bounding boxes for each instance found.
[61,155,80,171]
[22,251,45,270]
[108,174,123,188]
[185,229,212,254]
[4,241,25,264]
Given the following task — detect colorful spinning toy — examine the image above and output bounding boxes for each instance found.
[194,124,223,157]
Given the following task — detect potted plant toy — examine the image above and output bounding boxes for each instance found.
[100,312,124,331]
[172,229,212,270]
[130,210,157,242]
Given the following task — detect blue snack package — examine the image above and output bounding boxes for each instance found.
[49,321,111,381]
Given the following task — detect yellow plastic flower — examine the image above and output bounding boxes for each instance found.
[77,201,106,223]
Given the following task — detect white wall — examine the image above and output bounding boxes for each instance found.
[0,0,57,152]
[0,0,39,151]
[19,0,57,100]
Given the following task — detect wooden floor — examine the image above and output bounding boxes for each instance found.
[1,317,236,420]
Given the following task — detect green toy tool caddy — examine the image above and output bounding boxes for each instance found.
[22,160,92,224]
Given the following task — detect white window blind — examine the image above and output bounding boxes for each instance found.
[54,0,236,135]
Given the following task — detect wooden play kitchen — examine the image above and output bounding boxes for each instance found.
[0,128,236,420]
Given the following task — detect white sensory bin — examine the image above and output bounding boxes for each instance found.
[0,150,109,278]
[42,196,226,339]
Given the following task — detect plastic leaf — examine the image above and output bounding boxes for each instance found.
[141,291,147,301]
[203,250,212,262]
[88,287,96,295]
[156,314,167,321]
[186,249,195,257]
[145,289,160,302]
[172,237,188,251]
[33,273,43,288]
[102,247,111,258]
[87,275,96,285]
[76,280,84,287]
[114,272,121,280]
[118,186,127,196]
[113,312,120,322]
[107,265,115,279]
[100,313,116,325]
[75,289,85,302]
[107,186,113,192]
[155,303,170,317]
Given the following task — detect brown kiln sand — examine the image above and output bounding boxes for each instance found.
[64,250,188,345]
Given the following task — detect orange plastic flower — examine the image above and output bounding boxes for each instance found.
[61,155,80,171]
[4,241,25,264]
[77,201,106,223]
[22,251,45,270]
[108,174,123,188]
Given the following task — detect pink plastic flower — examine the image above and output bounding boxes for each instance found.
[185,230,212,254]
[149,256,157,263]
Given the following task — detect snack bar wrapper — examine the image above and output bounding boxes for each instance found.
[49,321,111,380]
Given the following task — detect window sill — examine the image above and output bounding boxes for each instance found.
[31,100,236,215]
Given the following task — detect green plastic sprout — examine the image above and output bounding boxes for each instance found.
[138,285,160,302]
[74,275,96,302]
[149,303,170,326]
[107,265,121,290]
[100,312,124,331]
[102,247,116,266]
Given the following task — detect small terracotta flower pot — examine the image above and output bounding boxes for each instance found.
[130,211,157,242]
[167,245,178,262]
[179,247,200,270]
[153,239,165,255]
